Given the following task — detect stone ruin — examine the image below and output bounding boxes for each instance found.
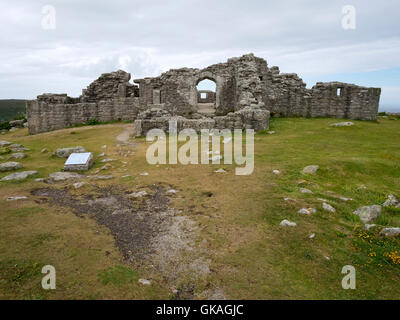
[26,53,381,135]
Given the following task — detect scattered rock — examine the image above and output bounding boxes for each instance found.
[73,182,86,189]
[272,170,280,175]
[100,158,116,163]
[88,175,114,180]
[1,171,37,181]
[128,191,148,198]
[121,174,131,178]
[140,172,149,176]
[300,188,313,194]
[356,185,367,191]
[383,195,399,207]
[10,147,29,152]
[138,279,151,286]
[101,145,107,149]
[322,202,336,213]
[324,256,331,261]
[302,165,319,174]
[267,131,276,135]
[380,228,400,237]
[330,122,354,127]
[55,146,87,158]
[167,189,179,194]
[299,208,316,215]
[365,224,377,231]
[7,196,28,201]
[284,197,295,202]
[0,140,11,147]
[309,233,316,239]
[214,168,227,173]
[8,153,27,160]
[0,161,23,172]
[353,205,382,223]
[9,127,19,132]
[280,219,297,227]
[98,152,105,157]
[41,148,49,153]
[49,172,83,181]
[35,178,46,182]
[297,180,308,186]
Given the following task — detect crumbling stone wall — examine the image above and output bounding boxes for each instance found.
[27,93,141,134]
[26,54,381,135]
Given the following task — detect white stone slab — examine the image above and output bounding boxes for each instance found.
[65,153,92,165]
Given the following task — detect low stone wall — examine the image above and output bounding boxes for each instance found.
[27,95,141,134]
[133,107,270,136]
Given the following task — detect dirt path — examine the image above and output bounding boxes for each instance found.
[116,124,135,146]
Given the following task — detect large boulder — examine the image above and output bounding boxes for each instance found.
[0,161,23,172]
[353,205,382,223]
[1,171,37,181]
[55,146,87,158]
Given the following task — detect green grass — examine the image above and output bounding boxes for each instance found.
[0,118,399,299]
[98,266,139,286]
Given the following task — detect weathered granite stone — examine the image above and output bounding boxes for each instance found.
[0,140,11,147]
[0,161,23,172]
[55,146,87,158]
[353,205,382,223]
[383,195,399,207]
[280,219,297,227]
[302,165,319,174]
[1,171,37,181]
[8,153,27,160]
[323,202,336,213]
[380,228,400,237]
[49,172,84,181]
[330,122,355,127]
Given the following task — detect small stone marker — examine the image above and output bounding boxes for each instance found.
[64,153,93,171]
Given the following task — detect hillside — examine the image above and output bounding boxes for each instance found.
[0,100,27,122]
[0,118,399,300]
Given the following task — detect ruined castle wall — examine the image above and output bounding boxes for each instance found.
[26,54,381,135]
[27,96,140,134]
[310,82,381,120]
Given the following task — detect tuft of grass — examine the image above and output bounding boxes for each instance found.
[98,266,139,287]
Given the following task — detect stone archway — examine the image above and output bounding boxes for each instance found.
[193,73,219,117]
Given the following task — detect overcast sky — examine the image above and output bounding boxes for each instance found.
[0,0,399,111]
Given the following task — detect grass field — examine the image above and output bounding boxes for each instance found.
[0,117,399,300]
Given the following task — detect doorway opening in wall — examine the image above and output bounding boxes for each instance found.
[196,78,216,117]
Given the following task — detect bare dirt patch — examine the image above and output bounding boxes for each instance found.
[31,184,208,290]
